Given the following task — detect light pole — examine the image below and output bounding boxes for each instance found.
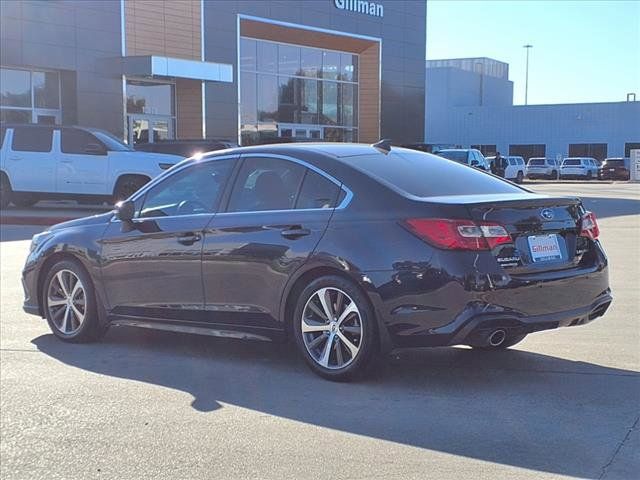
[523,44,533,105]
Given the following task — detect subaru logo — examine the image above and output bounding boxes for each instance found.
[540,208,554,220]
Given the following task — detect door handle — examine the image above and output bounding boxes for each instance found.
[177,233,202,245]
[281,226,311,239]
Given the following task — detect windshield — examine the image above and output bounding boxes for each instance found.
[437,150,468,162]
[89,129,132,151]
[346,150,523,197]
[563,159,581,166]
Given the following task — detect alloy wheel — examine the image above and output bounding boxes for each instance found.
[301,287,363,370]
[47,269,86,335]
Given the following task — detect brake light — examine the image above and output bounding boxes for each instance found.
[580,211,599,240]
[403,218,512,251]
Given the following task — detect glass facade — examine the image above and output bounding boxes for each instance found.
[0,67,61,124]
[240,38,358,145]
[125,79,176,145]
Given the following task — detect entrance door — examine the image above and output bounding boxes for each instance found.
[127,114,175,146]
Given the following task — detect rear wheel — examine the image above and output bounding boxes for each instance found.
[551,170,558,180]
[293,276,377,381]
[586,171,593,180]
[516,171,524,183]
[0,174,11,209]
[113,176,148,204]
[42,259,107,343]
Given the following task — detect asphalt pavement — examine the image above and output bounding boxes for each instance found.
[1,182,638,480]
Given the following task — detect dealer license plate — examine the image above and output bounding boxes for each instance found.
[528,234,562,262]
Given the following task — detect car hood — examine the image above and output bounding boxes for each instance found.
[112,151,184,163]
[49,211,114,232]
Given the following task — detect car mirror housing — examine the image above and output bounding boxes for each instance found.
[115,200,135,221]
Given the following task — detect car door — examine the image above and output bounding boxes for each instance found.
[58,127,110,194]
[201,154,343,330]
[100,157,236,321]
[5,126,56,192]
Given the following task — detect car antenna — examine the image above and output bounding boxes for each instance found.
[372,138,392,154]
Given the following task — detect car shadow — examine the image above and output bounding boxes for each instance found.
[32,327,640,479]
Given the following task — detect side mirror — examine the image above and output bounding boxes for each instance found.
[85,143,106,155]
[115,200,135,221]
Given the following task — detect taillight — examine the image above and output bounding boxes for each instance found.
[580,211,599,240]
[403,218,512,251]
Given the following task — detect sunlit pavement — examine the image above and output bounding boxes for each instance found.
[1,183,638,480]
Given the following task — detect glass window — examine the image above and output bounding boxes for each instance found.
[321,82,338,125]
[33,71,60,109]
[436,150,468,163]
[140,160,234,218]
[126,81,174,115]
[340,53,358,82]
[0,109,31,123]
[324,127,344,142]
[341,83,357,127]
[240,72,257,125]
[300,47,322,78]
[299,78,318,124]
[278,44,300,75]
[278,76,297,123]
[240,38,257,71]
[61,128,103,154]
[322,51,340,80]
[257,75,278,123]
[296,169,341,209]
[227,157,305,212]
[12,126,53,152]
[90,129,132,151]
[257,41,277,73]
[0,69,31,107]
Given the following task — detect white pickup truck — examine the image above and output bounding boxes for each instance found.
[0,124,182,208]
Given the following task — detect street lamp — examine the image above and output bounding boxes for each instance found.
[523,44,533,105]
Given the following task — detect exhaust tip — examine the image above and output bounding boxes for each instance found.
[488,329,507,347]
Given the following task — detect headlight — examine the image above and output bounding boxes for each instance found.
[29,230,52,253]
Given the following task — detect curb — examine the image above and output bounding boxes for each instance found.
[0,216,76,226]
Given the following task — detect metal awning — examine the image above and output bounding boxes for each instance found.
[107,55,233,82]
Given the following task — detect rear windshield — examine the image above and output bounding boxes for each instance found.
[436,150,467,162]
[604,159,624,167]
[563,159,581,166]
[346,150,523,197]
[528,159,545,166]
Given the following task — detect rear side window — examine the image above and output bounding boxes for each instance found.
[12,126,53,152]
[227,157,305,212]
[563,159,581,166]
[347,150,523,197]
[528,159,544,166]
[296,169,341,209]
[61,129,102,154]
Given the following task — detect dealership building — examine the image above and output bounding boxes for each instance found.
[0,0,426,146]
[425,58,640,161]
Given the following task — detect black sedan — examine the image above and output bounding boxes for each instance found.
[22,144,612,380]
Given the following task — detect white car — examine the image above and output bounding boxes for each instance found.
[525,157,560,180]
[0,124,182,208]
[486,155,526,183]
[560,157,599,180]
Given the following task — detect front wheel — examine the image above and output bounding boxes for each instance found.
[586,171,593,180]
[551,170,558,180]
[0,174,11,209]
[11,193,38,208]
[516,171,524,184]
[42,259,107,343]
[293,276,378,381]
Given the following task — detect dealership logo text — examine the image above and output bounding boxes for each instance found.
[334,0,384,18]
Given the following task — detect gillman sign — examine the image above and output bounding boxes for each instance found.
[334,0,384,18]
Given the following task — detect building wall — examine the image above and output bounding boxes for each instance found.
[203,0,426,144]
[1,0,123,135]
[426,64,640,159]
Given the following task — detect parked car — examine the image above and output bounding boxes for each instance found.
[560,157,599,180]
[0,124,182,209]
[486,155,526,183]
[598,157,630,180]
[22,143,612,381]
[435,148,490,171]
[525,157,560,179]
[135,139,237,158]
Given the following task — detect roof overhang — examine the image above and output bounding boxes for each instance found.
[106,55,233,82]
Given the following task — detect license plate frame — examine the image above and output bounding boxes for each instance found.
[528,234,562,263]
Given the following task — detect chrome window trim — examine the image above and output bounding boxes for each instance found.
[111,151,353,222]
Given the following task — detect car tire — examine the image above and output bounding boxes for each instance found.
[42,259,107,343]
[293,275,378,381]
[471,332,527,350]
[11,193,38,208]
[551,170,558,180]
[113,176,148,204]
[586,171,593,180]
[516,171,524,183]
[0,174,11,210]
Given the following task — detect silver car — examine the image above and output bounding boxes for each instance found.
[525,157,560,180]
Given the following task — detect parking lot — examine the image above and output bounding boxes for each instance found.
[1,182,638,480]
